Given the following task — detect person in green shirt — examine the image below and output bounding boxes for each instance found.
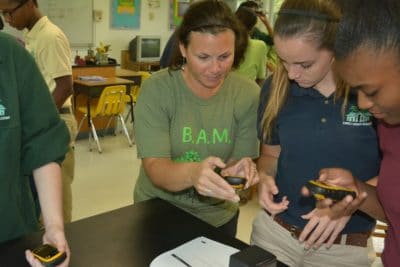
[239,1,277,73]
[0,31,70,266]
[234,6,267,85]
[134,0,260,237]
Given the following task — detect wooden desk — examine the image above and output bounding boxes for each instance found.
[115,67,141,77]
[74,77,135,136]
[115,67,142,85]
[72,64,117,79]
[74,77,134,97]
[0,199,285,266]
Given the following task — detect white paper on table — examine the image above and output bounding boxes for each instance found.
[77,75,106,81]
[150,236,240,267]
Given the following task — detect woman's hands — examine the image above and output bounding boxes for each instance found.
[221,157,259,188]
[191,156,238,202]
[191,157,258,202]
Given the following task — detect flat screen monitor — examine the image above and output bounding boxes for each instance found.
[129,35,161,62]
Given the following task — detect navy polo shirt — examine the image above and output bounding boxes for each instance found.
[257,78,380,233]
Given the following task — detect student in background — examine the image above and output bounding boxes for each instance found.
[134,0,259,237]
[1,0,77,223]
[239,0,273,46]
[0,31,70,266]
[239,0,276,73]
[234,6,267,85]
[250,0,380,266]
[301,0,400,265]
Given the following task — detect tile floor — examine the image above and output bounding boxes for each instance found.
[72,133,383,266]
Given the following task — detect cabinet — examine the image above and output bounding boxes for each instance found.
[120,50,160,72]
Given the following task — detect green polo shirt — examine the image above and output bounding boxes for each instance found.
[0,32,69,242]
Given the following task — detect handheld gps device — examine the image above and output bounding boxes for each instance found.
[32,244,66,267]
[305,180,357,201]
[225,176,247,190]
[214,167,246,190]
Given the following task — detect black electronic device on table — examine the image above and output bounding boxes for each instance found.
[230,245,277,267]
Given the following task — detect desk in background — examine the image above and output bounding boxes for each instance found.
[115,67,143,85]
[120,50,160,72]
[72,64,117,80]
[73,77,134,138]
[74,77,135,97]
[72,64,118,136]
[0,199,282,267]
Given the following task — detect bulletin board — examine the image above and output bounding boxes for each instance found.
[38,0,93,47]
[110,0,141,29]
[169,0,192,29]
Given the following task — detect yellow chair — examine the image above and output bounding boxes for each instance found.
[125,71,151,123]
[372,221,388,257]
[77,85,133,153]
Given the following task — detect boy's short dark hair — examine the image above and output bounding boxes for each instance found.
[239,1,259,10]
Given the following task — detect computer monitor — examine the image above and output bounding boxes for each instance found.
[129,35,161,62]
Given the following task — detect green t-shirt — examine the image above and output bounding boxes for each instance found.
[235,38,267,81]
[0,32,69,242]
[134,69,260,227]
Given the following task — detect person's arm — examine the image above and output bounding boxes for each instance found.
[257,144,279,178]
[143,157,239,202]
[351,177,385,220]
[36,30,72,110]
[256,78,265,86]
[52,75,73,109]
[255,42,267,86]
[257,144,289,214]
[33,163,64,233]
[257,14,274,37]
[25,162,70,267]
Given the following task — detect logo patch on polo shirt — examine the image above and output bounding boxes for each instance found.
[343,104,372,126]
[0,103,10,121]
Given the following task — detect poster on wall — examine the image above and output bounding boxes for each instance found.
[169,0,191,29]
[111,0,141,29]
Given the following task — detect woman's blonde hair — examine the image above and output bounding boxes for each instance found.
[261,0,348,142]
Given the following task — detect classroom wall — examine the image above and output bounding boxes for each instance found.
[87,0,278,63]
[81,0,173,63]
[2,0,278,64]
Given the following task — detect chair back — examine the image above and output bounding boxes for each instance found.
[96,85,127,116]
[130,71,151,102]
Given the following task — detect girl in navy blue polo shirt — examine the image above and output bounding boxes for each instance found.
[250,0,380,266]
